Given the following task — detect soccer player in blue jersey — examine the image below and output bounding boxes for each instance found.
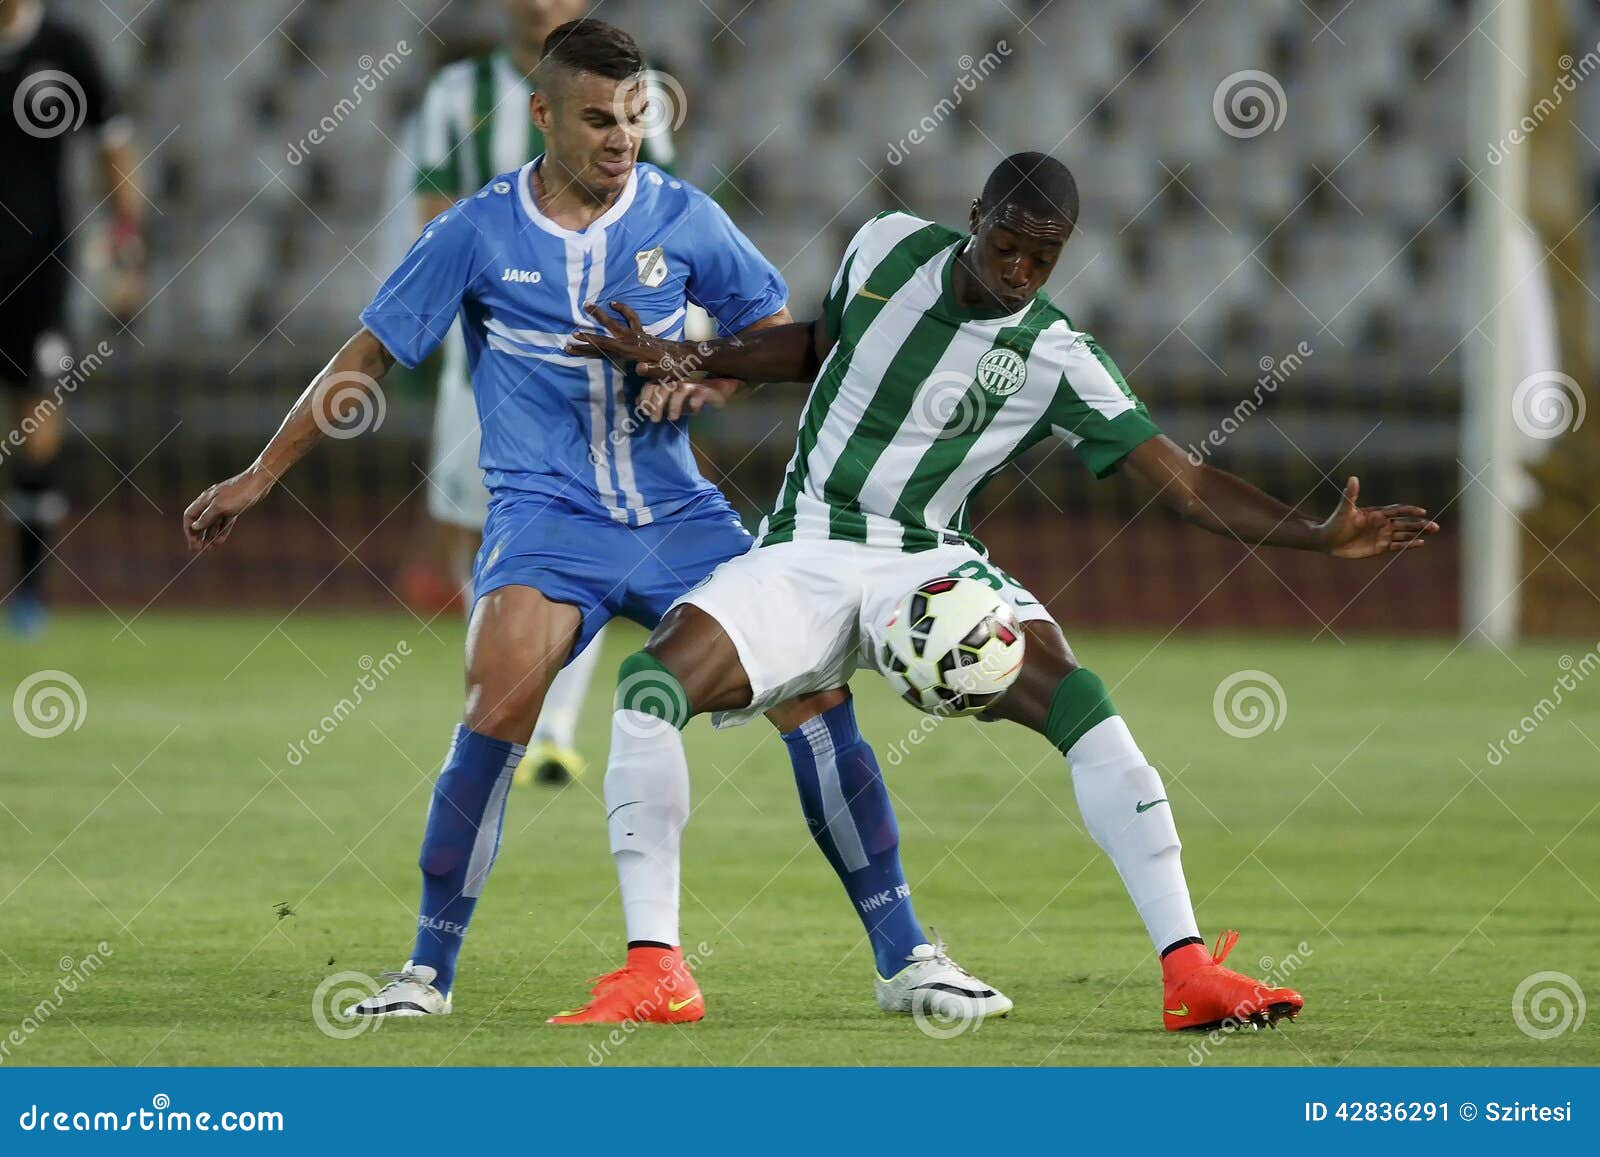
[183,19,1006,1025]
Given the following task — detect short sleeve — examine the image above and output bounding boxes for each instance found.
[413,68,463,198]
[683,195,788,333]
[359,206,479,368]
[820,213,895,338]
[1049,336,1162,479]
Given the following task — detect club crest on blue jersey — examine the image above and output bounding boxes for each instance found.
[360,159,787,529]
[635,245,668,288]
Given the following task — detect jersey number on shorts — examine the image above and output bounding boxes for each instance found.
[946,560,1037,606]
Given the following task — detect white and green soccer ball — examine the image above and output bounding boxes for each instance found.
[878,576,1026,716]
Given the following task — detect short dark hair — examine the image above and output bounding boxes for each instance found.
[538,18,643,82]
[979,151,1079,227]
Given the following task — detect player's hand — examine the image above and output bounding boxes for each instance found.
[1317,476,1439,559]
[567,301,699,379]
[637,377,743,422]
[183,467,273,552]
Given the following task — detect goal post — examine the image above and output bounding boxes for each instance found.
[1460,0,1530,646]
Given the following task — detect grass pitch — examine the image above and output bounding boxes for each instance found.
[2,611,1597,1067]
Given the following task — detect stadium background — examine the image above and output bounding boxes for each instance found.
[5,0,1600,1072]
[30,0,1600,634]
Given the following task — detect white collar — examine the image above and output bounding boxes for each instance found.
[517,156,638,240]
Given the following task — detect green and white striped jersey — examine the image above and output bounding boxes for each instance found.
[414,51,675,199]
[757,212,1162,553]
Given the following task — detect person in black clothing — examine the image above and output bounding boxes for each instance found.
[1,0,143,634]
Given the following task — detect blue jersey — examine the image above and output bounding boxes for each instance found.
[361,159,787,527]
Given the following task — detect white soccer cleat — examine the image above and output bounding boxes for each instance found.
[874,937,1013,1022]
[351,962,452,1018]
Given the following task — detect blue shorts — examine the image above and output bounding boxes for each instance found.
[472,489,754,664]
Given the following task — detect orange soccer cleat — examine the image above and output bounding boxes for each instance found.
[547,945,705,1025]
[1161,930,1304,1032]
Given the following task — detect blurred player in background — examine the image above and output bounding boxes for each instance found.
[412,0,677,786]
[0,0,143,636]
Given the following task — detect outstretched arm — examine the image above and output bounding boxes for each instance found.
[182,329,395,550]
[568,301,833,397]
[631,306,808,422]
[1120,435,1439,558]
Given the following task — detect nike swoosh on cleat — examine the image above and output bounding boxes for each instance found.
[1165,1004,1188,1016]
[916,982,998,998]
[356,1001,433,1016]
[667,996,700,1012]
[1135,798,1168,813]
[606,801,642,821]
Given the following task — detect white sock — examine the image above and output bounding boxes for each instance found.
[605,708,689,946]
[1066,715,1201,952]
[532,625,607,749]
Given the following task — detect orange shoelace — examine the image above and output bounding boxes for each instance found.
[1209,929,1240,966]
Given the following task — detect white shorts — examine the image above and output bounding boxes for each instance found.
[426,330,489,531]
[677,537,1057,727]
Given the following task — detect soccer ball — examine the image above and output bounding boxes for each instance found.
[877,576,1026,716]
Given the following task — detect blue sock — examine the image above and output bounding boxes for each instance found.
[783,698,928,977]
[410,725,523,996]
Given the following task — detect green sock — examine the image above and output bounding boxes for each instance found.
[614,651,691,730]
[1044,667,1117,755]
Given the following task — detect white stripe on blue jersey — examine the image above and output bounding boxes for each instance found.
[361,160,786,527]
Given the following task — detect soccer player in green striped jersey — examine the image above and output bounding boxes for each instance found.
[566,152,1439,1030]
[413,2,677,787]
